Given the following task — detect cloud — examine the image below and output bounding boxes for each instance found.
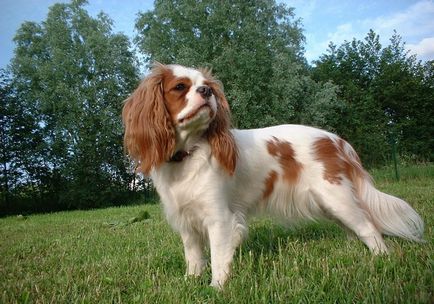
[407,37,434,61]
[365,0,434,61]
[362,0,434,41]
[309,0,434,62]
[327,23,354,43]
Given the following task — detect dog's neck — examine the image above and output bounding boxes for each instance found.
[169,147,198,162]
[170,127,207,163]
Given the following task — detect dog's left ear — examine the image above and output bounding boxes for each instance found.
[122,64,176,174]
[204,74,237,175]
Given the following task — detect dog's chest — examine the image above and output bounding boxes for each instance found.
[152,155,224,230]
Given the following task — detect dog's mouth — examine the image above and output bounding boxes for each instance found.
[178,103,211,124]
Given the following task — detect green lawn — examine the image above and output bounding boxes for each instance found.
[1,165,433,303]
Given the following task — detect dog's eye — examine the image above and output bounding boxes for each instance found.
[174,83,186,91]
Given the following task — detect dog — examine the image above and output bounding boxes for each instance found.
[122,63,424,288]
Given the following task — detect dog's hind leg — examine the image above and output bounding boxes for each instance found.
[311,184,388,254]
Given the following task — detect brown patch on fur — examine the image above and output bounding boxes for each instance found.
[266,137,303,184]
[312,137,343,184]
[122,63,176,174]
[123,64,237,176]
[263,170,278,199]
[202,70,238,175]
[313,136,366,185]
[162,75,192,123]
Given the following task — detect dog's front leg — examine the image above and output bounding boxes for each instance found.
[180,229,206,277]
[208,218,241,288]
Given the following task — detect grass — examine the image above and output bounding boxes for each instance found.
[1,164,433,303]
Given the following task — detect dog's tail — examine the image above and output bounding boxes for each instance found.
[357,178,424,242]
[342,147,425,242]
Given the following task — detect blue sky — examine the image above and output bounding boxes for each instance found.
[1,0,433,69]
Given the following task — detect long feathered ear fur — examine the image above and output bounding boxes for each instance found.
[122,64,176,174]
[202,69,238,175]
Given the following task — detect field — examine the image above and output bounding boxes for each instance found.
[1,165,433,303]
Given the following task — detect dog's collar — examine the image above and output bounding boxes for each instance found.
[169,150,190,162]
[169,147,197,163]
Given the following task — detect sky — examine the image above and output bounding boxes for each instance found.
[1,0,433,70]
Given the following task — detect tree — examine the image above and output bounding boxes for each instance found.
[373,33,434,161]
[1,68,47,214]
[312,30,434,165]
[9,0,139,213]
[135,0,339,129]
[312,31,388,165]
[0,70,18,212]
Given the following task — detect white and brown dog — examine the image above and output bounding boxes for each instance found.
[122,63,424,288]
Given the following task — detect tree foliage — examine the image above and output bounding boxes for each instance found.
[2,1,432,215]
[135,0,340,129]
[2,0,139,214]
[313,30,434,165]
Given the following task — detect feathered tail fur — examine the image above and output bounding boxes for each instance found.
[338,138,424,243]
[357,176,424,242]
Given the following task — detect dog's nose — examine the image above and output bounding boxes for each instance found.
[197,86,212,98]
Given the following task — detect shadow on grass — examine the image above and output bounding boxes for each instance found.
[242,220,345,255]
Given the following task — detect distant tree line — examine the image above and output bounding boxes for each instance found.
[312,30,434,165]
[1,0,433,215]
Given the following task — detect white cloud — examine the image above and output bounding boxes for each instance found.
[362,0,434,41]
[327,23,355,43]
[407,37,434,61]
[309,0,434,62]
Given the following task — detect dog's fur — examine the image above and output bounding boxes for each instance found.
[122,63,424,287]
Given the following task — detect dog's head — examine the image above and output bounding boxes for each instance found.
[122,63,236,175]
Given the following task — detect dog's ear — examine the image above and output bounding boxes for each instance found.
[122,65,176,174]
[204,73,238,175]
